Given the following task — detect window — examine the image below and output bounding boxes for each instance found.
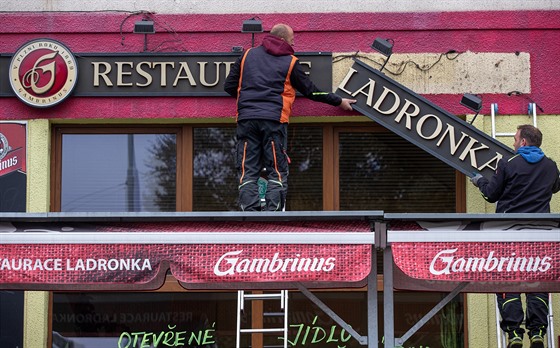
[50,124,465,348]
[53,128,179,212]
[336,128,456,212]
[191,126,323,211]
[52,124,462,212]
[192,127,237,211]
[51,291,464,348]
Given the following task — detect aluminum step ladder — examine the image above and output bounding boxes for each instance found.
[491,103,538,139]
[236,290,289,348]
[495,293,555,348]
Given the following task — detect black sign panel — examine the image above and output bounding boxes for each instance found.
[0,52,332,97]
[336,59,514,178]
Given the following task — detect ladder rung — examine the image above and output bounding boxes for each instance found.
[263,312,285,317]
[243,293,284,300]
[240,328,286,334]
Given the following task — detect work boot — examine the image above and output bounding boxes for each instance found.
[530,335,544,348]
[507,336,523,348]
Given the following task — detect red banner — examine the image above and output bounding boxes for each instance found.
[0,220,372,290]
[390,220,560,292]
[0,244,370,290]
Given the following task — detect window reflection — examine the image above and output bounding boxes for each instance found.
[193,128,238,211]
[338,132,455,212]
[192,127,323,211]
[61,134,176,212]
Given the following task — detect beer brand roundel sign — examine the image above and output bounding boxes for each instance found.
[9,39,78,108]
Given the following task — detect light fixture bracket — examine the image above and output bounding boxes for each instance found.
[371,38,393,57]
[461,93,483,124]
[242,19,263,33]
[461,93,482,112]
[134,20,155,34]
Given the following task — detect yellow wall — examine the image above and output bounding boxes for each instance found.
[27,119,50,213]
[467,114,560,348]
[25,119,50,348]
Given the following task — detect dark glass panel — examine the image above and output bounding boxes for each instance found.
[61,134,176,212]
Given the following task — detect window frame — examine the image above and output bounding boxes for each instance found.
[51,123,465,212]
[50,125,188,212]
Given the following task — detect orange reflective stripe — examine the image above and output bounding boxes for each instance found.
[240,141,248,184]
[236,49,252,121]
[280,56,297,123]
[271,140,282,182]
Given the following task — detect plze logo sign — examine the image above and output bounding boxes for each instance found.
[0,133,12,161]
[9,39,78,108]
[0,132,18,176]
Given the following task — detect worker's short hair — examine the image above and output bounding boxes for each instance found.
[517,124,542,147]
[270,24,291,41]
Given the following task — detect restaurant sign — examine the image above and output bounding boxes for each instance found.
[336,59,514,178]
[9,39,78,108]
[1,39,332,101]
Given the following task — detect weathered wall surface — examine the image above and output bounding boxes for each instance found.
[3,0,560,13]
[1,11,559,120]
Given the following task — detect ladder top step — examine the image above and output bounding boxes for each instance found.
[240,328,286,333]
[243,293,284,300]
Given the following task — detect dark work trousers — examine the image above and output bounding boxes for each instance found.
[236,119,288,211]
[496,292,549,339]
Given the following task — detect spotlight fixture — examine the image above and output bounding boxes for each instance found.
[371,37,393,72]
[242,18,263,47]
[242,18,263,33]
[460,93,483,124]
[133,19,155,52]
[133,20,155,34]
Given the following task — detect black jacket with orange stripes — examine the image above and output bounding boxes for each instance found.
[224,34,342,124]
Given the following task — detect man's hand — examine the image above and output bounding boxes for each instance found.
[470,173,483,187]
[339,98,357,111]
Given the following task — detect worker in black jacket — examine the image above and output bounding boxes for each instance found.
[224,23,355,211]
[471,124,560,348]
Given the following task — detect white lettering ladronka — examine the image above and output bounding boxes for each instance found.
[336,61,512,177]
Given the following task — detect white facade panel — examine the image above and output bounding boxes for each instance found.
[3,0,560,13]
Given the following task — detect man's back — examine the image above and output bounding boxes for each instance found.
[480,154,560,213]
